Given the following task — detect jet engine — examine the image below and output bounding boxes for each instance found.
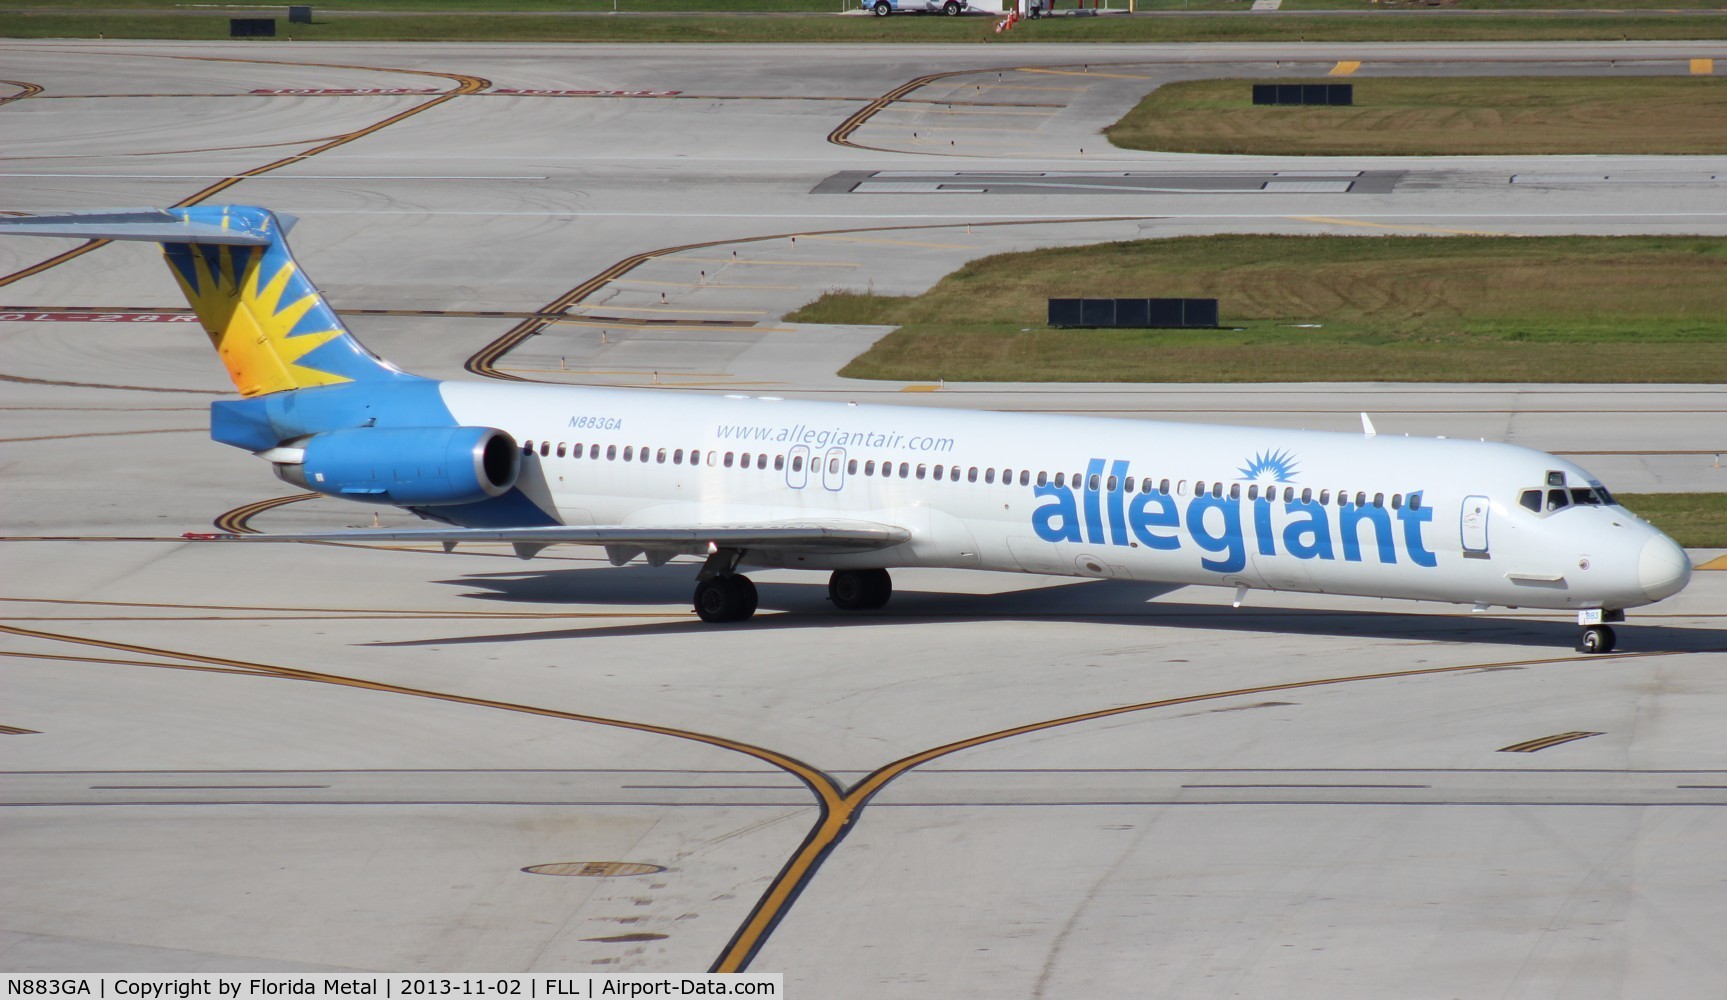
[273,426,519,506]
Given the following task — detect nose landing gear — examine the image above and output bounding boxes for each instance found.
[1577,609,1625,654]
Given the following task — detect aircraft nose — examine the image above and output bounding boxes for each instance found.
[1639,533,1691,602]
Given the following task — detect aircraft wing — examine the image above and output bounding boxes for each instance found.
[190,520,912,556]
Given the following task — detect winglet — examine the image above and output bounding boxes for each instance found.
[1360,412,1377,438]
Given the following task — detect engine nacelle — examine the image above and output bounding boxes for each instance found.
[275,426,520,506]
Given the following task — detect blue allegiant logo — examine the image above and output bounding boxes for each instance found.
[1029,453,1438,575]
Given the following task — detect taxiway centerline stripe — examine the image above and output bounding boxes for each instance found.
[0,623,847,817]
[213,493,320,534]
[0,60,487,290]
[710,647,1693,972]
[0,80,43,107]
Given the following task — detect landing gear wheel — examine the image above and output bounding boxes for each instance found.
[1578,624,1617,654]
[872,1,890,14]
[694,574,757,623]
[829,568,892,611]
[943,1,962,14]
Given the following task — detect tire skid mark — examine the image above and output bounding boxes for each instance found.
[0,80,44,108]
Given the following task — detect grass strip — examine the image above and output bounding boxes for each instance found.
[793,235,1727,384]
[6,11,1727,41]
[1108,77,1727,156]
[1616,493,1727,549]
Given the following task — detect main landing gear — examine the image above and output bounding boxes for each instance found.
[1576,609,1625,654]
[689,550,896,623]
[828,568,892,611]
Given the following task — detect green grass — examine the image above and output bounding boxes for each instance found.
[6,9,1727,40]
[790,235,1727,383]
[1616,493,1727,548]
[1108,77,1727,156]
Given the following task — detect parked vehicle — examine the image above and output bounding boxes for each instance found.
[867,0,969,15]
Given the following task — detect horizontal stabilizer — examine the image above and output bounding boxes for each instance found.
[187,521,913,553]
[0,207,287,245]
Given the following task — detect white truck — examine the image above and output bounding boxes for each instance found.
[864,0,973,15]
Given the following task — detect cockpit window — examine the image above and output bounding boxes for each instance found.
[1519,490,1542,513]
[1570,487,1604,506]
[1546,489,1570,512]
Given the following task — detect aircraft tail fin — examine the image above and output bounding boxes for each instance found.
[0,206,417,397]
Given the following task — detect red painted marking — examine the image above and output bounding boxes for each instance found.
[0,312,201,323]
[488,89,682,97]
[250,88,442,96]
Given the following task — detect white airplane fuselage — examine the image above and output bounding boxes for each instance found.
[432,381,1689,614]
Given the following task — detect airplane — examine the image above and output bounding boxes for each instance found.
[0,206,1692,652]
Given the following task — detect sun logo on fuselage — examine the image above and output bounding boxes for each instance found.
[1237,449,1299,484]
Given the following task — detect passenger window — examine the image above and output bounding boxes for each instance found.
[950,467,960,481]
[1105,475,1117,492]
[555,443,566,458]
[1355,491,1366,506]
[791,455,803,472]
[848,459,858,475]
[640,447,651,463]
[1176,480,1188,496]
[1123,476,1135,494]
[1037,471,1049,487]
[831,457,841,474]
[1195,480,1206,496]
[1391,493,1401,510]
[541,442,552,458]
[590,445,600,459]
[1300,488,1312,504]
[724,452,734,468]
[775,454,785,471]
[1248,484,1259,501]
[1520,490,1541,512]
[1020,471,1031,486]
[1373,492,1384,508]
[573,442,584,458]
[523,439,535,455]
[1409,493,1421,511]
[622,446,633,462]
[968,467,979,483]
[740,452,751,467]
[758,455,768,470]
[1003,469,1014,485]
[899,462,910,478]
[606,445,617,461]
[933,465,944,481]
[986,468,997,485]
[1319,489,1330,505]
[1229,483,1240,500]
[1213,483,1224,499]
[673,449,684,464]
[1089,474,1100,491]
[1547,489,1569,511]
[864,460,875,476]
[1054,472,1065,488]
[916,464,927,480]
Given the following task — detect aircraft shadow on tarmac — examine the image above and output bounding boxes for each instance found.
[361,565,1727,654]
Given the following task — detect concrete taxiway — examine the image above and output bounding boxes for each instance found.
[1,39,1725,996]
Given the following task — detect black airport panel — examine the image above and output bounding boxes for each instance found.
[1048,298,1219,329]
[229,17,277,36]
[1047,299,1084,327]
[1080,299,1117,327]
[289,5,313,23]
[1252,83,1352,107]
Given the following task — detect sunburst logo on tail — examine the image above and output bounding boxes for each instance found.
[1237,448,1300,484]
[165,239,353,397]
